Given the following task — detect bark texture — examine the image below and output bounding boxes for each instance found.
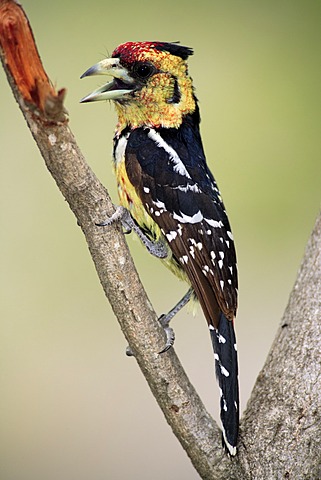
[1,1,320,478]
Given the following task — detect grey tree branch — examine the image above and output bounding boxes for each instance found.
[239,213,321,479]
[1,1,320,479]
[0,1,225,479]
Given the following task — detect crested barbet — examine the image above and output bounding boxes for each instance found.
[81,41,239,455]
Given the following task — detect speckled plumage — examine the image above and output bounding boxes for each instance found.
[81,41,239,455]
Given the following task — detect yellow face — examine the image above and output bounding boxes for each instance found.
[81,42,196,130]
[113,43,196,129]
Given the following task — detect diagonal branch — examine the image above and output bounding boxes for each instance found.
[0,1,227,478]
[2,2,321,479]
[239,212,321,478]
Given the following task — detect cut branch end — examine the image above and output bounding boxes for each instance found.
[0,0,67,122]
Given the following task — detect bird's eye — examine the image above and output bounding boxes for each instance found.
[133,62,155,79]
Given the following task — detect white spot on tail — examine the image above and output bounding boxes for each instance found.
[220,365,230,377]
[222,429,237,456]
[217,334,226,344]
[223,398,228,412]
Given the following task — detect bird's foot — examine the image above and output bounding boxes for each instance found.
[158,316,175,354]
[97,206,168,258]
[125,315,175,357]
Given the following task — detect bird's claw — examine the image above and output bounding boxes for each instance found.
[158,326,175,354]
[96,206,167,257]
[158,315,175,354]
[96,205,128,228]
[125,317,175,357]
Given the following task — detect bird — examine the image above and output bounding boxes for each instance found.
[80,41,239,455]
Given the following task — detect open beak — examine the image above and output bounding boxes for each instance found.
[80,57,134,103]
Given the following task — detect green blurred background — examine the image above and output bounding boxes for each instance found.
[1,1,320,479]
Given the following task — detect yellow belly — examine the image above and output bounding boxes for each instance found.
[115,160,162,240]
[114,160,189,283]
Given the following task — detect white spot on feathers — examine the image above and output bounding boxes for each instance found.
[114,132,129,166]
[166,231,177,242]
[220,365,230,377]
[147,128,191,179]
[153,199,166,210]
[173,210,203,224]
[205,218,223,228]
[217,334,226,343]
[179,255,188,264]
